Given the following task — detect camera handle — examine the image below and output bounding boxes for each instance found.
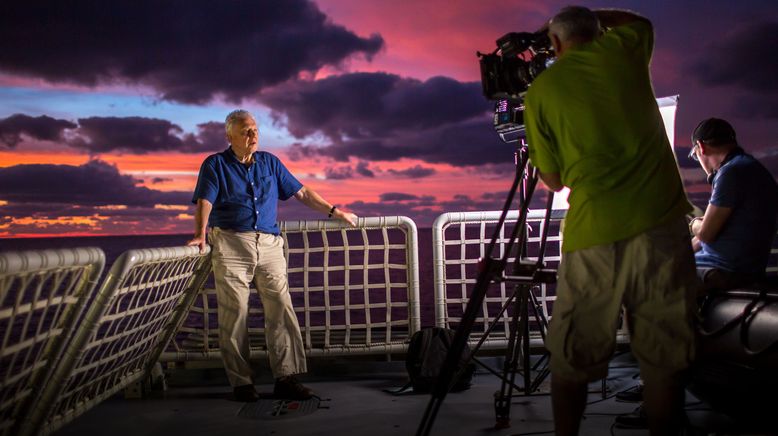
[415,139,558,436]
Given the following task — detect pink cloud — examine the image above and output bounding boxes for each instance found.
[315,0,553,81]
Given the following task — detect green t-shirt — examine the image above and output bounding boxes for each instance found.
[525,20,691,252]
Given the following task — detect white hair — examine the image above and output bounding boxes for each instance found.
[549,6,600,44]
[225,109,254,134]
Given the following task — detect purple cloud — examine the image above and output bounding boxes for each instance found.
[688,21,778,92]
[261,72,488,141]
[355,161,375,177]
[0,0,383,104]
[2,113,227,154]
[72,117,225,154]
[686,21,778,119]
[290,117,507,167]
[387,165,436,178]
[324,166,353,180]
[0,114,76,147]
[379,192,433,203]
[0,160,189,206]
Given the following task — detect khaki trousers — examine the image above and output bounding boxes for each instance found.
[547,218,699,384]
[210,227,307,387]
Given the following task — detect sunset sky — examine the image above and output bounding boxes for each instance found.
[1,0,776,237]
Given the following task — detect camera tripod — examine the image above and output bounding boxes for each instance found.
[416,139,560,436]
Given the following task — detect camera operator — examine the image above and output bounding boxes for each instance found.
[689,117,778,292]
[523,7,699,436]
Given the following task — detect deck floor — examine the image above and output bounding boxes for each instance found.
[54,353,774,436]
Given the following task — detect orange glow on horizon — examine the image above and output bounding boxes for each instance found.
[288,158,510,206]
[1,215,109,229]
[2,147,515,237]
[1,230,190,239]
[154,204,189,211]
[0,150,89,167]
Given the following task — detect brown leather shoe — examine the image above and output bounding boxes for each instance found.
[273,376,314,400]
[233,384,259,402]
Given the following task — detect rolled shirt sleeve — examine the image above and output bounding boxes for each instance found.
[270,154,303,201]
[192,157,219,204]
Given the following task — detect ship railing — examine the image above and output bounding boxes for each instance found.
[432,209,632,350]
[432,209,565,350]
[0,248,104,436]
[160,216,421,361]
[16,246,211,436]
[2,214,775,434]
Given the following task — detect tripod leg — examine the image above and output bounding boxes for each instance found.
[494,284,526,428]
[416,142,546,436]
[521,286,532,394]
[455,289,524,393]
[416,262,500,436]
[527,287,552,392]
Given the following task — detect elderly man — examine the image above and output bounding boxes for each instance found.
[523,7,699,435]
[188,110,357,402]
[689,117,778,291]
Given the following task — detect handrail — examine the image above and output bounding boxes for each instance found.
[0,248,104,436]
[432,209,568,349]
[161,216,421,361]
[19,246,210,436]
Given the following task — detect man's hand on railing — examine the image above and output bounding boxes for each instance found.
[186,235,208,254]
[334,208,358,227]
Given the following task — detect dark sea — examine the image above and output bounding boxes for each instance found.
[0,229,438,327]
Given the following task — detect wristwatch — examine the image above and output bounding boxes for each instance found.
[688,217,702,234]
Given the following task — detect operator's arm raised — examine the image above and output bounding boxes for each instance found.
[593,9,651,28]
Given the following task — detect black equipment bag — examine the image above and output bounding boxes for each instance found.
[405,327,476,393]
[689,283,778,424]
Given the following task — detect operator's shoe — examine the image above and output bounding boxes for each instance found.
[233,384,260,402]
[274,375,314,400]
[616,383,644,402]
[614,405,648,429]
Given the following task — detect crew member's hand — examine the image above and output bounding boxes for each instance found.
[688,217,703,236]
[186,235,208,253]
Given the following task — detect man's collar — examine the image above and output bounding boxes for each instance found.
[718,146,745,170]
[224,146,255,164]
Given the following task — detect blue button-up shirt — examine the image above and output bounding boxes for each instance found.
[192,148,303,235]
[695,152,778,275]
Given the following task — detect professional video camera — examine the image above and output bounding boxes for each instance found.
[479,31,555,101]
[478,31,555,142]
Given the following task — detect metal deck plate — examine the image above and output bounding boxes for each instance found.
[237,397,322,420]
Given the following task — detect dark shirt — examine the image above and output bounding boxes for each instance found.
[192,148,302,235]
[695,151,778,275]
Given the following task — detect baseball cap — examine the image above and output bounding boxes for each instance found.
[691,118,737,146]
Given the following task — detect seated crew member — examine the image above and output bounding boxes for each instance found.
[188,109,358,402]
[616,118,778,429]
[688,118,778,292]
